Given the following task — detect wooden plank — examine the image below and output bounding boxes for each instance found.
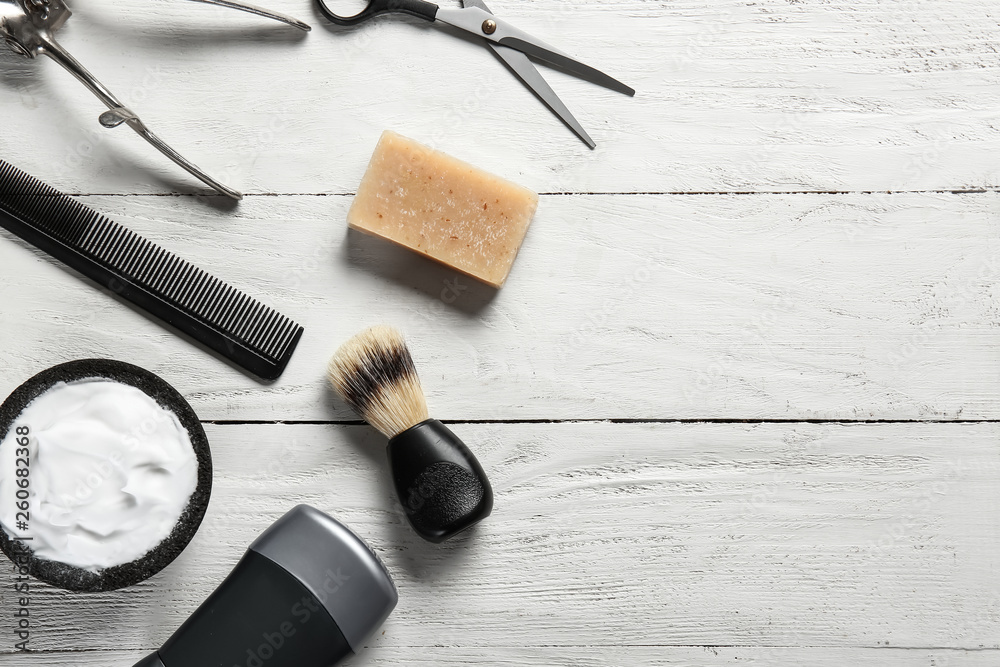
[1,422,997,654]
[1,0,998,194]
[0,192,996,421]
[9,647,1000,666]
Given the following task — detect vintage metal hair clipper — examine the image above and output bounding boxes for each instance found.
[0,0,311,199]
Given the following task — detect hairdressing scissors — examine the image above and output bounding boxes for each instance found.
[1,0,311,199]
[316,0,634,149]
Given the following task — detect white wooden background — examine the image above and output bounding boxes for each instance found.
[1,0,998,664]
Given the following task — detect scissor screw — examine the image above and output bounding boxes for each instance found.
[482,19,497,35]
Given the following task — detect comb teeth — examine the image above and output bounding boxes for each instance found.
[0,160,303,380]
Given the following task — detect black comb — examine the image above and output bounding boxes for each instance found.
[0,160,303,381]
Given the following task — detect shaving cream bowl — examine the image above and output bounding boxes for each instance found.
[0,359,212,592]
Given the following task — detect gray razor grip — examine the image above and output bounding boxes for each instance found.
[135,505,397,667]
[250,505,398,653]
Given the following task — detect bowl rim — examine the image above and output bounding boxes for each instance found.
[0,359,212,592]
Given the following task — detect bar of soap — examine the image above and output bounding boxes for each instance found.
[348,131,539,289]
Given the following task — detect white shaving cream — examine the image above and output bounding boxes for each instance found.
[0,379,198,572]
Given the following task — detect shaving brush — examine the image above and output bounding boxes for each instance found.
[328,326,493,543]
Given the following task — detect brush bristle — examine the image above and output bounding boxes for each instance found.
[328,325,429,438]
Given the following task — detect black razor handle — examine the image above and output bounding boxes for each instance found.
[132,505,398,667]
[154,550,351,667]
[387,419,493,543]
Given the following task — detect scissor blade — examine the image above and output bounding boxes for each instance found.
[487,43,595,148]
[435,7,635,97]
[461,0,595,148]
[498,37,635,97]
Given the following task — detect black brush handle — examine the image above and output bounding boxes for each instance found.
[387,419,493,543]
